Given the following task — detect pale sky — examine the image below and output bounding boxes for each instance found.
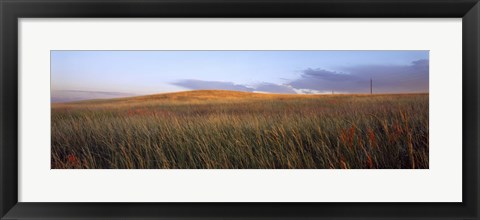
[51,50,429,102]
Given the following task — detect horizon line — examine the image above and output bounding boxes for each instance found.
[51,89,430,104]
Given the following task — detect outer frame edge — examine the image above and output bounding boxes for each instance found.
[2,0,479,219]
[462,2,480,219]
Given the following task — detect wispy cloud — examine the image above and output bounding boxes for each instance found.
[254,83,296,94]
[173,80,297,94]
[51,90,136,103]
[172,79,254,92]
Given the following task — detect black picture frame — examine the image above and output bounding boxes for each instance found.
[1,0,479,219]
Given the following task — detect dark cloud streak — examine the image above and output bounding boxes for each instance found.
[288,59,429,93]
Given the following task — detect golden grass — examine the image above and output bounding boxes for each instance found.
[51,90,429,169]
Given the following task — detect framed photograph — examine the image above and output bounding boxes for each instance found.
[1,0,479,219]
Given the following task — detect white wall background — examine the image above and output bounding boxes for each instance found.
[18,18,462,202]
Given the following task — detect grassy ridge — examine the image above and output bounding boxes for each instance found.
[51,90,428,169]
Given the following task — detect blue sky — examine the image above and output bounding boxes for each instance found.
[51,50,428,102]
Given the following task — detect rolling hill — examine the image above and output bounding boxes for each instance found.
[52,89,425,106]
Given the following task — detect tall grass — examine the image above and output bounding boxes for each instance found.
[51,91,428,169]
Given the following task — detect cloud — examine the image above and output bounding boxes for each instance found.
[173,80,297,94]
[254,83,296,94]
[173,79,254,92]
[288,69,362,93]
[293,88,335,94]
[287,59,429,94]
[172,59,428,95]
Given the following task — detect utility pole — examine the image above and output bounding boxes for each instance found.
[370,78,373,94]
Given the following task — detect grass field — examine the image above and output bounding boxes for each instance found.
[51,90,428,169]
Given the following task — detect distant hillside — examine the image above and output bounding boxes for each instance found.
[51,90,136,103]
[52,90,321,106]
[52,89,427,107]
[128,90,302,101]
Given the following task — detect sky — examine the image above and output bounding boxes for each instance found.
[51,50,429,102]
